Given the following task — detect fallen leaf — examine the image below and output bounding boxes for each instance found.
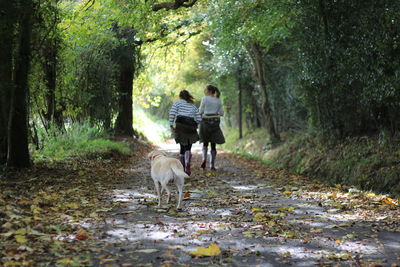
[310,228,323,233]
[253,213,267,222]
[189,243,221,257]
[65,203,79,209]
[75,228,89,240]
[14,235,27,244]
[136,249,159,253]
[56,258,75,265]
[251,207,263,212]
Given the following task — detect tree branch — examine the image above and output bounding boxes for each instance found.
[152,0,198,11]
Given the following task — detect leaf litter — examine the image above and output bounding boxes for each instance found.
[1,141,399,266]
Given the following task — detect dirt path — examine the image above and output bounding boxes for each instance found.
[88,146,400,266]
[1,141,399,266]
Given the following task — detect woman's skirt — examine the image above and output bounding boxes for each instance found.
[174,121,199,146]
[199,117,225,144]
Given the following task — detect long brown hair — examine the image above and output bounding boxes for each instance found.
[179,90,194,103]
[206,85,221,98]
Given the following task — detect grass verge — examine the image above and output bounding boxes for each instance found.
[222,128,400,197]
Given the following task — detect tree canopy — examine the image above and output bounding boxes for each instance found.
[1,0,400,168]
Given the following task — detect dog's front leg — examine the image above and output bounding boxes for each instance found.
[154,181,161,206]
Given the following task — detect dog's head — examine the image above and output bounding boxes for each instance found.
[147,150,167,161]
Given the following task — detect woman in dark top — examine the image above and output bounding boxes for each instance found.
[199,85,225,170]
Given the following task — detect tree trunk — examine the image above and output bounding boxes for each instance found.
[237,70,243,139]
[7,2,33,168]
[247,43,280,142]
[0,36,13,165]
[42,38,58,127]
[115,51,134,136]
[0,2,16,164]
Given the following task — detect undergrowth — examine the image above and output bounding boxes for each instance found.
[222,128,400,197]
[32,122,130,162]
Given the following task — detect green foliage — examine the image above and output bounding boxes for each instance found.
[268,134,400,197]
[294,0,400,136]
[33,122,130,162]
[223,129,400,196]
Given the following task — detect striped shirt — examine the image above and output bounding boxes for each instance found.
[169,99,202,126]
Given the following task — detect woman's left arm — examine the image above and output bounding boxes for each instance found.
[218,100,224,116]
[199,97,205,115]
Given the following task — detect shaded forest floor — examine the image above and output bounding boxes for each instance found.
[1,139,399,266]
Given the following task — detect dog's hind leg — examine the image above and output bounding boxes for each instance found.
[175,179,183,210]
[163,184,171,204]
[154,181,161,207]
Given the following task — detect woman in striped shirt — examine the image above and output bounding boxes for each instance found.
[169,90,202,175]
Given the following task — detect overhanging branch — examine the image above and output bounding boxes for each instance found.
[152,0,198,11]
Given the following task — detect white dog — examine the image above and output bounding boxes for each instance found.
[148,150,188,209]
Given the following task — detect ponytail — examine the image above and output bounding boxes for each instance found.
[214,87,221,98]
[206,85,221,98]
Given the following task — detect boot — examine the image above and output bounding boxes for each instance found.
[200,146,208,169]
[184,151,192,176]
[179,154,185,167]
[210,149,217,170]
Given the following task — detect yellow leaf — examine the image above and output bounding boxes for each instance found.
[253,213,267,222]
[197,230,210,235]
[57,258,75,265]
[30,205,41,215]
[14,228,27,235]
[15,235,27,244]
[205,172,212,177]
[340,253,352,260]
[66,203,79,209]
[89,212,99,218]
[189,243,221,257]
[310,228,323,233]
[283,191,292,195]
[4,261,21,267]
[242,231,255,238]
[277,207,294,212]
[251,207,263,212]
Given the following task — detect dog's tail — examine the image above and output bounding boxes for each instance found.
[171,164,189,179]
